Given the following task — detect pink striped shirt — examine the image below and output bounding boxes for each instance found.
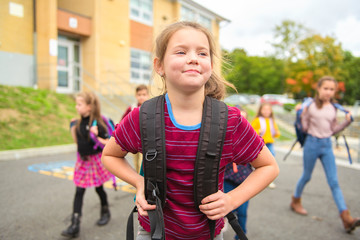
[113,95,264,240]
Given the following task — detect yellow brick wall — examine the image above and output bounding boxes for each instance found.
[36,0,57,90]
[98,0,131,95]
[0,0,33,54]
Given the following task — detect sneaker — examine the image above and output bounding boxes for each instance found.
[268,182,276,189]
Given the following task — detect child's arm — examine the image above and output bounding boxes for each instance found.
[90,125,109,145]
[199,146,279,220]
[70,119,77,143]
[101,137,156,216]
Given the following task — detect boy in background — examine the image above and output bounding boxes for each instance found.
[121,84,149,173]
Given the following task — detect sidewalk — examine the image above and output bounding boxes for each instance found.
[1,141,360,171]
[0,144,76,161]
[276,140,360,170]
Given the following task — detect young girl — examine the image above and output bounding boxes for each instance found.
[102,21,279,240]
[290,76,359,233]
[61,92,112,238]
[251,103,280,188]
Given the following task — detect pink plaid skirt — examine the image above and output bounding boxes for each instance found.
[73,152,112,188]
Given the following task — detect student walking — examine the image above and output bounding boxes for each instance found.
[251,103,280,188]
[224,106,253,238]
[102,21,279,240]
[61,91,113,238]
[290,76,360,233]
[121,84,150,173]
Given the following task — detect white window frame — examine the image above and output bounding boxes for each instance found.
[130,48,152,84]
[130,0,153,26]
[57,37,82,94]
[180,2,213,30]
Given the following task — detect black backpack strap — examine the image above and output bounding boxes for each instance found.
[193,96,228,239]
[226,212,248,240]
[126,206,137,240]
[139,95,166,240]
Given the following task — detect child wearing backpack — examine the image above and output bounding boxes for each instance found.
[102,21,279,240]
[121,84,150,173]
[290,76,359,234]
[251,103,280,189]
[61,91,113,238]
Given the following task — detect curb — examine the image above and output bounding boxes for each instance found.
[275,146,360,170]
[0,144,76,161]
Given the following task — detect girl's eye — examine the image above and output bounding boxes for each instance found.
[176,51,185,55]
[199,52,208,56]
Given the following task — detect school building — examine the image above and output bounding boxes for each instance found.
[0,0,228,113]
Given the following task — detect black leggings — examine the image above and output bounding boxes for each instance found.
[73,185,108,215]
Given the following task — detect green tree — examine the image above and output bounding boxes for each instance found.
[287,34,345,98]
[341,51,360,104]
[223,49,284,95]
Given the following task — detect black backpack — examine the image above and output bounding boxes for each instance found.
[126,94,248,240]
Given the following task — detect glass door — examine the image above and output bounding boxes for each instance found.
[57,37,81,93]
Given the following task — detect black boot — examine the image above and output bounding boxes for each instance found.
[97,205,110,226]
[61,213,81,238]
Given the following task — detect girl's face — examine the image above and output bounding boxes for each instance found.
[155,28,212,94]
[260,105,272,118]
[317,80,336,102]
[75,96,91,117]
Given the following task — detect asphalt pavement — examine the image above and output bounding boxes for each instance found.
[0,143,359,240]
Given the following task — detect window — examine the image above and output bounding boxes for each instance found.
[198,14,211,29]
[180,5,212,30]
[130,0,153,26]
[130,48,151,84]
[181,6,195,21]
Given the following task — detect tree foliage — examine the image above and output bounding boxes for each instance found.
[222,49,284,95]
[222,20,359,104]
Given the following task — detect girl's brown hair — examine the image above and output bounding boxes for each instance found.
[256,103,275,119]
[314,76,338,108]
[153,21,235,100]
[76,91,106,137]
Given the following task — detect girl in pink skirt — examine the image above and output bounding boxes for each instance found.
[61,91,112,238]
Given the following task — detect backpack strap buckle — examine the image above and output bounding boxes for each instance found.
[145,149,157,161]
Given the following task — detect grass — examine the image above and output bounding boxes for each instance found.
[0,86,295,151]
[0,85,77,150]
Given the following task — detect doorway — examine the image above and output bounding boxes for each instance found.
[57,36,81,93]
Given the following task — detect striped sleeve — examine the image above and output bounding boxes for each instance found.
[230,107,264,165]
[113,107,141,154]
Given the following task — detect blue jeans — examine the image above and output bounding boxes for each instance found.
[224,180,249,237]
[266,143,275,156]
[294,135,347,213]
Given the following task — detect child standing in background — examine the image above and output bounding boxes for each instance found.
[224,105,253,238]
[251,103,280,189]
[121,84,150,173]
[290,76,359,233]
[102,21,279,240]
[121,84,150,120]
[61,92,112,238]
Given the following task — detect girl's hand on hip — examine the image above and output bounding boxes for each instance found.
[135,188,156,217]
[346,112,353,122]
[199,190,233,220]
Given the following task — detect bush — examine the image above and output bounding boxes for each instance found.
[283,103,295,112]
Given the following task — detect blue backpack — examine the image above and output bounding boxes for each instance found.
[284,98,353,163]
